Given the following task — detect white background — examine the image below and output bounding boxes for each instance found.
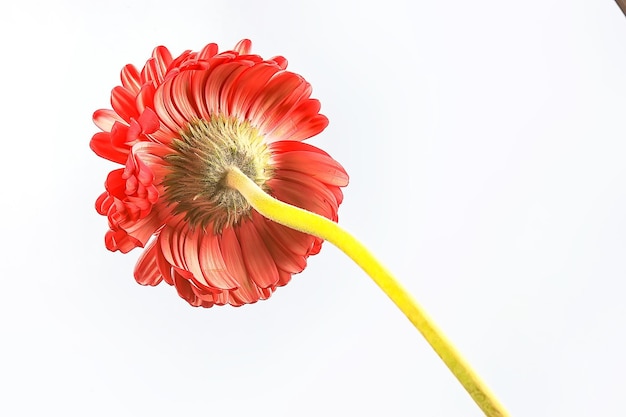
[2,1,626,415]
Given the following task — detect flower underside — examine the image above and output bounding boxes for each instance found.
[163,116,272,232]
[91,39,349,308]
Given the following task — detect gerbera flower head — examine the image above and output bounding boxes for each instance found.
[91,39,348,307]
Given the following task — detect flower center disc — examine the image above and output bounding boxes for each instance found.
[163,117,272,232]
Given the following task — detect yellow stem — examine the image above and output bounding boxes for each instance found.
[225,167,509,417]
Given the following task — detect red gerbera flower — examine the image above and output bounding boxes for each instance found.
[91,39,349,307]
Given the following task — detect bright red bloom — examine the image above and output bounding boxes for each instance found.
[91,40,349,307]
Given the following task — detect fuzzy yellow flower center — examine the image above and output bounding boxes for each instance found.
[163,116,272,232]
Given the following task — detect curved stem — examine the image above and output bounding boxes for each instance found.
[225,167,509,417]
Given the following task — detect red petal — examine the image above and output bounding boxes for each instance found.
[220,226,264,303]
[119,207,166,248]
[268,99,328,141]
[137,107,160,134]
[169,71,199,122]
[228,284,268,306]
[134,240,163,286]
[261,215,315,257]
[173,272,204,307]
[235,220,280,289]
[111,86,139,123]
[204,62,251,117]
[95,191,113,215]
[198,232,239,289]
[155,235,175,285]
[104,168,126,199]
[90,132,128,164]
[189,70,213,121]
[251,211,307,274]
[277,269,292,287]
[192,227,239,290]
[269,55,288,70]
[228,63,280,119]
[269,172,338,220]
[198,43,219,60]
[270,144,349,186]
[159,218,185,269]
[120,64,142,94]
[218,63,258,117]
[147,46,173,84]
[219,226,248,282]
[136,84,156,115]
[154,77,188,132]
[233,39,252,55]
[105,228,141,253]
[249,71,311,134]
[93,109,124,132]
